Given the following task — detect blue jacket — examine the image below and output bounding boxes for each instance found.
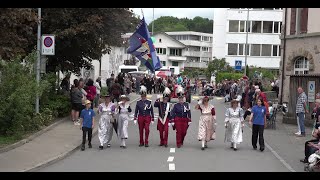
[154,100,171,120]
[134,99,154,120]
[171,102,191,121]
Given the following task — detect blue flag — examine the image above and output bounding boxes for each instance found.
[127,17,162,72]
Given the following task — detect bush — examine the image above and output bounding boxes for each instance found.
[0,55,49,136]
[216,72,243,83]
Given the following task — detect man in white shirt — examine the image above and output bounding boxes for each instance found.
[94,77,101,108]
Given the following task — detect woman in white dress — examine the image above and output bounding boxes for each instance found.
[224,99,244,151]
[97,94,116,149]
[117,95,134,148]
[195,96,216,150]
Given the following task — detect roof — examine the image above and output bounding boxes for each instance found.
[288,74,320,77]
[153,32,186,47]
[165,31,213,37]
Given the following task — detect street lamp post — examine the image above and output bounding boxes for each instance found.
[244,8,250,76]
[36,8,41,114]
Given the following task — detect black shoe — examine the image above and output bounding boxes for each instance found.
[99,146,103,150]
[201,147,205,150]
[145,144,149,147]
[88,143,92,148]
[300,159,308,163]
[158,144,163,146]
[107,144,111,148]
[260,148,265,152]
[164,145,168,148]
[122,146,126,149]
[204,145,208,148]
[81,145,85,151]
[253,146,257,150]
[139,144,144,147]
[234,148,238,151]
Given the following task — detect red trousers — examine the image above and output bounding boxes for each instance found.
[138,115,151,145]
[174,117,189,147]
[157,118,169,145]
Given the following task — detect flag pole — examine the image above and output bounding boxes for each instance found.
[152,8,154,35]
[141,8,144,18]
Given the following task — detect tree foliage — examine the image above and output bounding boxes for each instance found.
[205,58,233,78]
[0,8,139,74]
[148,16,213,33]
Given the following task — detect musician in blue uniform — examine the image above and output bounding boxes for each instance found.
[170,87,191,148]
[134,85,154,147]
[154,87,172,147]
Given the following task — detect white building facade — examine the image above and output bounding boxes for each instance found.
[213,8,283,69]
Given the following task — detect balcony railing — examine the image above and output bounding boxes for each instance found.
[184,62,207,68]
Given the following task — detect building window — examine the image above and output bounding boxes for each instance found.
[229,20,239,32]
[228,43,238,55]
[172,61,179,66]
[161,61,166,66]
[264,8,274,10]
[251,44,261,56]
[252,21,262,33]
[294,57,309,74]
[238,44,244,55]
[290,8,309,35]
[201,47,209,52]
[202,36,210,41]
[272,45,280,56]
[156,48,166,55]
[239,21,246,32]
[169,49,182,56]
[159,39,162,43]
[263,21,273,33]
[261,44,272,56]
[273,22,280,33]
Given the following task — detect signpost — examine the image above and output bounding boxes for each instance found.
[41,35,55,55]
[235,60,242,71]
[308,81,315,102]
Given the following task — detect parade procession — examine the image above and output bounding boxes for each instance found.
[2,8,320,172]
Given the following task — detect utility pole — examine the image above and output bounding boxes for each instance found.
[244,8,250,76]
[36,8,41,114]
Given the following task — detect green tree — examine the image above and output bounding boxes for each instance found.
[205,57,233,78]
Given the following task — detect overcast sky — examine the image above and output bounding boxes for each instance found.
[132,8,214,24]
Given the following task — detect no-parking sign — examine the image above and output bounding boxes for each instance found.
[41,35,55,55]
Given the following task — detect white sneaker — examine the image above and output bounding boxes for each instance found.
[74,122,80,126]
[295,132,301,135]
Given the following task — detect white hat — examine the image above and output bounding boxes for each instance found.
[316,99,320,103]
[255,89,261,93]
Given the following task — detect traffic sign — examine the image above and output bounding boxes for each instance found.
[308,81,315,102]
[41,35,55,55]
[235,60,242,71]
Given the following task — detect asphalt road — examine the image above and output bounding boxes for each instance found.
[38,94,292,172]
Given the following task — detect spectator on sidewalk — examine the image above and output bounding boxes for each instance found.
[300,129,320,163]
[80,100,95,151]
[94,77,101,108]
[249,98,267,152]
[60,73,71,95]
[106,74,115,93]
[110,79,122,103]
[78,79,87,125]
[71,79,83,125]
[296,87,309,137]
[85,79,97,109]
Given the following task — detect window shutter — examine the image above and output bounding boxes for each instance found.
[290,8,296,35]
[300,8,308,34]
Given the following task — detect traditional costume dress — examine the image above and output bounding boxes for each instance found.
[170,89,191,148]
[224,106,244,150]
[134,85,154,147]
[196,98,216,150]
[154,88,172,147]
[98,99,116,149]
[117,95,134,148]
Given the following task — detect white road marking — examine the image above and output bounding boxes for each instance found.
[169,163,175,171]
[167,156,174,162]
[215,97,223,100]
[170,148,175,153]
[244,124,296,172]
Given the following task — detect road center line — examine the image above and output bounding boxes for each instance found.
[244,124,296,172]
[169,163,175,171]
[170,148,175,153]
[167,156,174,162]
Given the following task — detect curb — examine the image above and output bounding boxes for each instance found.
[0,117,68,154]
[23,95,140,172]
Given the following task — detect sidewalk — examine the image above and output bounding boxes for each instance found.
[0,93,140,172]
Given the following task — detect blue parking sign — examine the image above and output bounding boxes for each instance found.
[235,60,242,71]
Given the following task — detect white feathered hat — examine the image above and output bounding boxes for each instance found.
[163,87,171,98]
[140,85,147,95]
[176,85,184,98]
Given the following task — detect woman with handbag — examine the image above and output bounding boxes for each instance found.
[224,99,244,151]
[195,96,216,150]
[97,94,116,149]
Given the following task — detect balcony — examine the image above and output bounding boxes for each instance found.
[168,56,187,61]
[183,51,201,57]
[184,62,207,68]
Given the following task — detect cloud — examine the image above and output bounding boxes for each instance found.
[132,8,214,24]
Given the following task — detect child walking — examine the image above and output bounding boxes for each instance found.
[80,100,95,151]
